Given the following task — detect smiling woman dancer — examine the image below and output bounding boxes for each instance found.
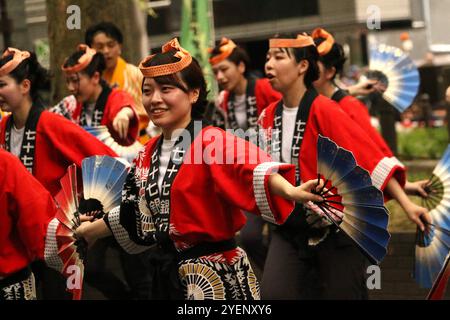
[76,38,325,300]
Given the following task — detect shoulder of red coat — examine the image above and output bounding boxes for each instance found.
[255,77,276,91]
[0,148,20,165]
[342,94,367,108]
[313,94,344,114]
[262,99,281,117]
[144,135,160,152]
[198,125,228,146]
[109,87,134,103]
[340,94,356,103]
[39,110,75,126]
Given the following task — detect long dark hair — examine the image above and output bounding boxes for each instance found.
[142,50,208,120]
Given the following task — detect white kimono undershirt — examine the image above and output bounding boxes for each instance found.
[10,125,25,158]
[281,105,299,164]
[158,138,177,192]
[233,94,247,129]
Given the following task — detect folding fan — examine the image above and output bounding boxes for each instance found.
[84,125,144,162]
[81,155,129,215]
[415,144,450,288]
[427,252,450,300]
[53,164,85,300]
[310,135,391,265]
[368,43,420,113]
[51,156,128,298]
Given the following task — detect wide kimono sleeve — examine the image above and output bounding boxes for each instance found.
[104,159,155,254]
[5,155,57,263]
[340,96,405,171]
[41,112,118,166]
[206,128,296,225]
[103,89,139,146]
[49,95,78,123]
[311,98,406,191]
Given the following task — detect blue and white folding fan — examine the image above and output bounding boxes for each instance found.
[81,155,128,214]
[55,155,128,221]
[313,135,391,265]
[84,125,144,162]
[415,145,450,288]
[368,43,420,113]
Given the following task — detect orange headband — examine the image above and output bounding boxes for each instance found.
[0,48,31,77]
[269,33,315,48]
[208,37,237,66]
[311,28,335,56]
[61,44,97,74]
[139,38,192,78]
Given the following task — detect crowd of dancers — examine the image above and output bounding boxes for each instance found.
[0,21,445,300]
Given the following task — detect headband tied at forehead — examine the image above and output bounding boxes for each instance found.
[269,33,315,49]
[61,44,97,74]
[208,37,237,66]
[312,28,335,56]
[0,48,31,77]
[139,38,192,78]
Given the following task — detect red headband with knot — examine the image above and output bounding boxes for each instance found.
[139,38,192,78]
[208,37,237,66]
[61,44,97,74]
[311,28,335,56]
[0,48,31,77]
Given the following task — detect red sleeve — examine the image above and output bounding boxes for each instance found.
[40,112,118,168]
[103,89,139,146]
[205,128,296,225]
[255,78,282,115]
[2,150,57,262]
[0,116,7,146]
[309,96,405,191]
[339,96,394,157]
[218,90,230,113]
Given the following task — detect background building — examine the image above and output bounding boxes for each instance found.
[1,0,450,104]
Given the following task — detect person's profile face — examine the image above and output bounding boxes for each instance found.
[212,59,244,92]
[0,74,23,112]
